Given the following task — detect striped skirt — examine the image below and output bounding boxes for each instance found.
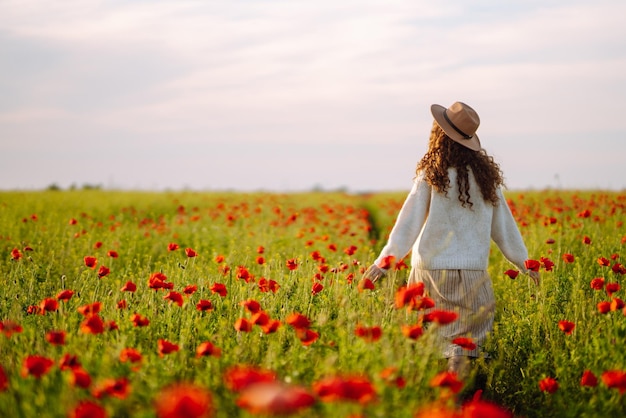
[408,268,495,358]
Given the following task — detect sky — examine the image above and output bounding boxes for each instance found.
[1,0,625,192]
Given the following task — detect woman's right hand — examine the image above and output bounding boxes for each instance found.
[529,270,540,286]
[363,264,386,283]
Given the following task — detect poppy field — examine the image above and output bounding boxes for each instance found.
[1,189,626,417]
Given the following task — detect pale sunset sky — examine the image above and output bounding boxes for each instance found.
[1,0,625,192]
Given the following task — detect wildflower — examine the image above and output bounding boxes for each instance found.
[77,302,102,316]
[236,381,315,415]
[154,382,214,418]
[602,370,626,394]
[214,254,225,263]
[240,299,261,314]
[93,377,130,399]
[313,375,376,404]
[540,257,554,271]
[611,297,625,311]
[120,348,142,366]
[59,354,81,371]
[70,368,92,389]
[121,281,137,292]
[196,341,221,358]
[312,282,324,295]
[234,318,253,332]
[223,365,276,392]
[257,246,265,254]
[296,329,319,346]
[524,259,540,272]
[40,298,59,313]
[612,263,626,274]
[97,266,110,278]
[257,278,279,293]
[81,314,105,334]
[21,355,54,378]
[163,291,184,307]
[424,310,459,325]
[131,313,150,327]
[357,278,375,292]
[10,248,22,260]
[558,320,575,335]
[461,395,513,418]
[582,235,592,244]
[185,248,198,257]
[196,300,213,312]
[0,320,23,337]
[183,285,198,295]
[167,243,179,251]
[158,339,180,357]
[45,330,66,345]
[430,371,464,394]
[261,319,281,334]
[210,283,227,297]
[255,256,265,265]
[286,258,299,271]
[68,401,107,418]
[286,313,310,330]
[504,269,519,279]
[84,256,97,269]
[539,377,559,393]
[250,311,270,326]
[344,245,358,256]
[56,289,74,301]
[377,255,395,270]
[354,324,382,342]
[452,337,477,350]
[562,253,575,263]
[107,250,119,258]
[598,301,611,314]
[236,266,252,282]
[580,370,598,387]
[598,257,611,267]
[401,324,424,340]
[590,277,605,290]
[607,282,621,297]
[0,366,7,392]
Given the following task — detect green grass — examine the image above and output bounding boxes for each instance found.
[1,189,625,417]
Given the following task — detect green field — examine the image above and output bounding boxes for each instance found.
[1,189,625,417]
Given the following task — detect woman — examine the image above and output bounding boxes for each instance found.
[363,101,540,378]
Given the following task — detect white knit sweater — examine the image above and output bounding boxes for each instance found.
[374,169,528,272]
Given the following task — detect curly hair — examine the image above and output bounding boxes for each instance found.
[416,122,504,208]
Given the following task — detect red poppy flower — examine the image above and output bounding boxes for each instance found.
[286,313,311,330]
[182,285,197,296]
[504,269,519,279]
[357,278,375,292]
[97,265,110,278]
[154,382,214,418]
[582,235,591,244]
[313,375,376,404]
[598,301,611,314]
[185,248,198,257]
[261,320,281,334]
[257,278,280,293]
[256,246,265,254]
[196,300,214,312]
[255,256,265,265]
[224,365,276,392]
[612,263,626,274]
[131,313,150,327]
[210,283,227,297]
[56,289,74,301]
[394,283,426,309]
[10,248,22,260]
[611,297,625,311]
[558,320,575,335]
[236,266,252,282]
[234,318,253,332]
[311,282,324,295]
[168,243,180,251]
[286,259,299,271]
[77,302,102,316]
[539,377,559,393]
[401,324,424,340]
[70,368,92,389]
[562,253,575,263]
[607,282,620,297]
[93,377,130,399]
[236,381,315,415]
[0,365,7,392]
[296,328,319,346]
[310,251,324,262]
[158,339,180,357]
[46,330,66,345]
[164,291,184,307]
[0,319,23,337]
[68,401,106,418]
[39,297,59,313]
[94,241,103,249]
[524,259,540,272]
[461,397,513,418]
[424,310,459,325]
[590,277,605,290]
[214,254,225,263]
[377,255,395,270]
[121,281,137,292]
[598,257,611,267]
[580,370,598,387]
[354,324,382,342]
[344,245,358,256]
[452,337,477,350]
[240,299,261,314]
[120,347,143,365]
[430,371,464,394]
[81,314,105,334]
[59,354,81,371]
[22,355,54,378]
[540,257,554,271]
[546,238,555,244]
[84,256,97,269]
[250,311,270,326]
[602,370,626,393]
[196,341,222,358]
[107,250,119,258]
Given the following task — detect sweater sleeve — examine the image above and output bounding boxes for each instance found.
[374,175,431,270]
[491,188,529,272]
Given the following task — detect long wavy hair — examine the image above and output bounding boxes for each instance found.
[416,122,504,208]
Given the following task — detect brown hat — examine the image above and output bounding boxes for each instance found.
[431,101,481,151]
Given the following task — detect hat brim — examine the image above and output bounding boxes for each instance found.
[430,104,481,151]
